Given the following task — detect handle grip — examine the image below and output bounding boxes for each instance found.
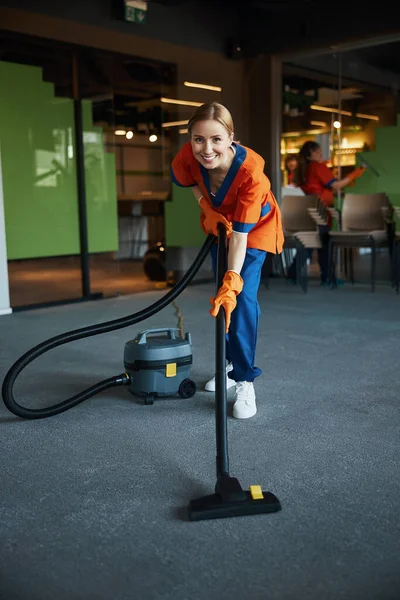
[137,328,181,344]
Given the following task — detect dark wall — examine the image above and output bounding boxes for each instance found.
[0,0,239,55]
[1,0,399,59]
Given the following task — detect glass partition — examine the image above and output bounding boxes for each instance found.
[0,32,176,308]
[80,49,176,298]
[0,33,82,308]
[281,41,400,283]
[281,47,399,192]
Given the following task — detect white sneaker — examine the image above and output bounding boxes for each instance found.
[233,382,257,419]
[205,363,236,392]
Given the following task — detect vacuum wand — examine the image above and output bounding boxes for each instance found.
[215,222,229,477]
[188,224,282,520]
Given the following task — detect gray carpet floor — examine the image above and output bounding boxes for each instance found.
[1,279,399,600]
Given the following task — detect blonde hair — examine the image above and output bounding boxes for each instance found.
[188,102,234,137]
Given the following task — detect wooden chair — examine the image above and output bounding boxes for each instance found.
[327,193,393,292]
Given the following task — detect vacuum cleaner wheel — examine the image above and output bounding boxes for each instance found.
[178,378,196,399]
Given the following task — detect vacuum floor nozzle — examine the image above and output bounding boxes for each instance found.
[188,478,281,521]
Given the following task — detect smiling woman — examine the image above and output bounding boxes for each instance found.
[170,101,284,419]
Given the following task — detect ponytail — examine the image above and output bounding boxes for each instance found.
[293,141,320,187]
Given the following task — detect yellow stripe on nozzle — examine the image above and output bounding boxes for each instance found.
[250,485,264,500]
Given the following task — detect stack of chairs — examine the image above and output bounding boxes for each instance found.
[279,194,321,292]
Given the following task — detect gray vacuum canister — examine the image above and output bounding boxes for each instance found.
[124,328,196,404]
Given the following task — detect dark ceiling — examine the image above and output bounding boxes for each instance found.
[353,42,400,76]
[150,0,316,6]
[149,0,400,56]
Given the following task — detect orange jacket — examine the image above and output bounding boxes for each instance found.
[171,142,284,254]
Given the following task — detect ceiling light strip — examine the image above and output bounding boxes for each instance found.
[161,120,189,128]
[311,105,379,121]
[160,97,203,107]
[355,112,379,121]
[310,105,352,116]
[184,81,222,92]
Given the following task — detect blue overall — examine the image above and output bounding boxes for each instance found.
[210,244,267,383]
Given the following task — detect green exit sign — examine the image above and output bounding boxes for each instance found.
[125,1,147,24]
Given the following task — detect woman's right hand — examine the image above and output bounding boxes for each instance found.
[199,197,232,236]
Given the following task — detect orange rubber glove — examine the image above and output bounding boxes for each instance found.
[347,166,367,182]
[209,271,244,333]
[199,197,232,236]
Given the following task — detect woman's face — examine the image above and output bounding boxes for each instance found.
[309,146,323,162]
[190,119,234,170]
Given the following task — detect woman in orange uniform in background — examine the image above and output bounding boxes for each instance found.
[170,102,283,419]
[289,140,366,284]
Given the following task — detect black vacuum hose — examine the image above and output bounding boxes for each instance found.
[2,234,215,420]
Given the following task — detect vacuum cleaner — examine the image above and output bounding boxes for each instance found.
[124,327,195,405]
[2,227,281,521]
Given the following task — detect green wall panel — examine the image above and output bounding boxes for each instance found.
[0,61,118,260]
[349,116,400,208]
[165,184,207,247]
